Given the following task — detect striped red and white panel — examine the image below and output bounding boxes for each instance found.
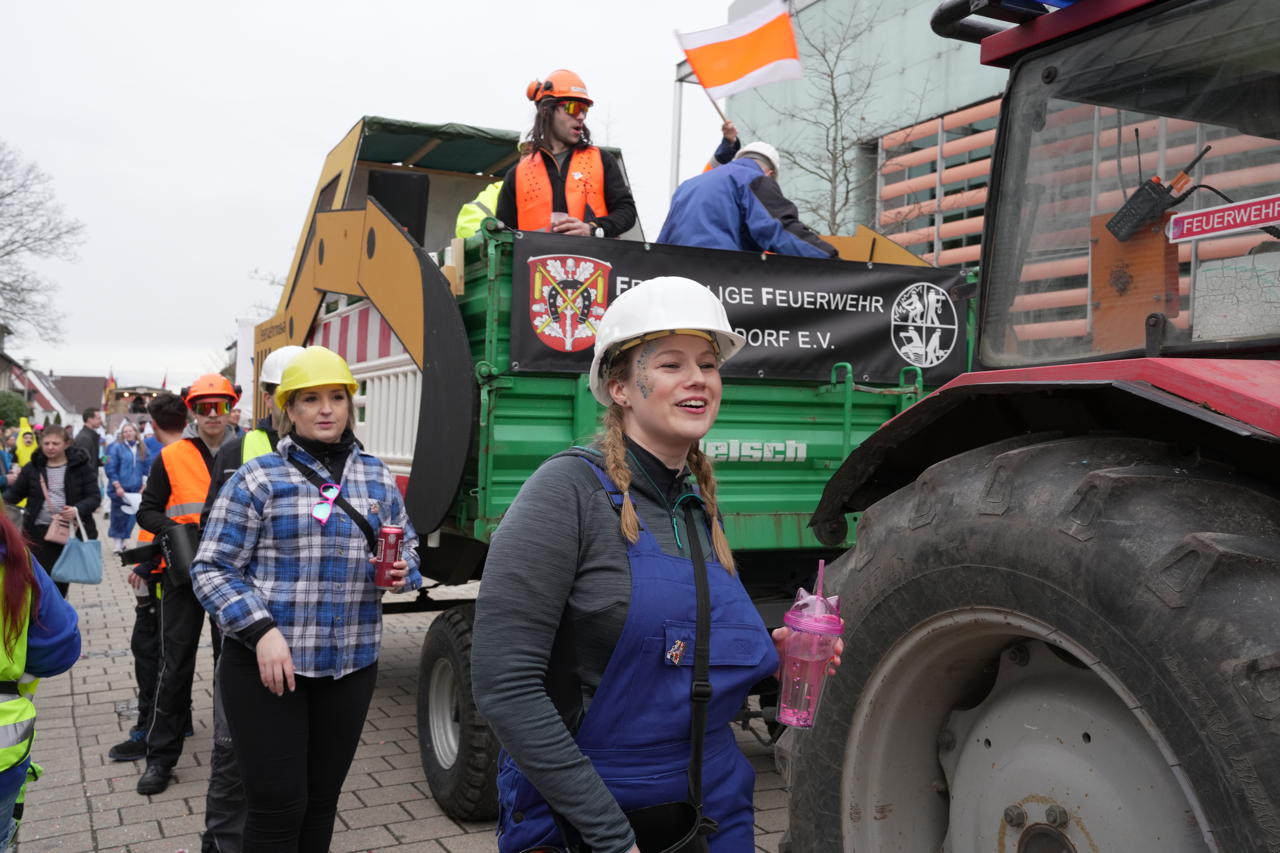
[306,303,406,367]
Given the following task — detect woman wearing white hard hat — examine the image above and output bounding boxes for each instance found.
[198,343,307,526]
[192,346,423,852]
[473,278,841,852]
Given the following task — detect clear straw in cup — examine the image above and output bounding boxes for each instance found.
[777,559,843,728]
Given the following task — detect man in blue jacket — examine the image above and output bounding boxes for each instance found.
[657,141,838,259]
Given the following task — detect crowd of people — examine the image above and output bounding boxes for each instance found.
[0,67,845,853]
[0,348,422,853]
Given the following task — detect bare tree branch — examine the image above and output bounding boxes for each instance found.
[737,3,933,235]
[248,267,286,320]
[0,140,84,342]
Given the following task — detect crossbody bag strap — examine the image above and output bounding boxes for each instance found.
[682,501,712,813]
[286,455,378,554]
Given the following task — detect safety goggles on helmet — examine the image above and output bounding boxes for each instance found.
[311,483,341,525]
[559,100,589,117]
[191,400,232,417]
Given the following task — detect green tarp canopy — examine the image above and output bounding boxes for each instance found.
[356,116,625,176]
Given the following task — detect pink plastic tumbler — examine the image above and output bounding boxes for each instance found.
[777,560,843,728]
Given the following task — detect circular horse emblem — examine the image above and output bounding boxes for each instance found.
[890,282,958,368]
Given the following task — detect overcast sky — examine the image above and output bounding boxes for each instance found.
[2,1,734,387]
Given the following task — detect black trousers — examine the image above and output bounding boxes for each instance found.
[220,639,377,853]
[146,579,217,769]
[204,645,245,853]
[130,579,160,731]
[29,528,69,598]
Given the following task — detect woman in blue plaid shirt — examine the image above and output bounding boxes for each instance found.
[192,346,423,852]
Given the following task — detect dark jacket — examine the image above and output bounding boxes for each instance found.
[657,158,837,258]
[73,426,101,469]
[496,146,638,238]
[3,446,101,538]
[712,135,741,166]
[200,417,278,528]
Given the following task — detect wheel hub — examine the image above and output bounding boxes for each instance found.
[428,657,461,769]
[1017,824,1076,853]
[939,640,1206,852]
[835,608,1217,852]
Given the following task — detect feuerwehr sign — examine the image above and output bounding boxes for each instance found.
[511,231,967,384]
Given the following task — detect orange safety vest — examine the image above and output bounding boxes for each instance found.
[514,147,608,232]
[159,439,211,526]
[135,440,208,576]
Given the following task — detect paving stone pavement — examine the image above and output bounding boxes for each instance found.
[13,541,790,852]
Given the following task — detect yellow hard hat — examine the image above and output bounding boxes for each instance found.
[274,346,358,409]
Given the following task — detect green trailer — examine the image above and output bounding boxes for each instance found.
[253,116,962,820]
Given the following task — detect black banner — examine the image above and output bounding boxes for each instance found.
[511,231,967,384]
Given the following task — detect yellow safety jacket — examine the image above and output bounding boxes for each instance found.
[456,181,503,240]
[242,430,273,463]
[0,599,37,778]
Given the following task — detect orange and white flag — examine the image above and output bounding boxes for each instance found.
[677,2,802,100]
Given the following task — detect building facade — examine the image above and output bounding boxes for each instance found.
[724,0,1007,262]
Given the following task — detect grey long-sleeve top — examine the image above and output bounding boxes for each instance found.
[471,441,712,853]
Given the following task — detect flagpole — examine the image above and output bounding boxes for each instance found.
[670,78,684,197]
[699,86,729,124]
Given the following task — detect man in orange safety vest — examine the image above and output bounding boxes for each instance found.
[496,69,637,239]
[134,374,239,796]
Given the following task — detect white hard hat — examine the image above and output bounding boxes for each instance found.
[259,345,306,386]
[735,141,780,175]
[588,277,746,407]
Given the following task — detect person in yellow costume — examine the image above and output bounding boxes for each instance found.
[9,421,37,509]
[12,421,35,468]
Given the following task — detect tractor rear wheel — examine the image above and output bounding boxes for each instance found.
[417,604,499,821]
[788,434,1280,851]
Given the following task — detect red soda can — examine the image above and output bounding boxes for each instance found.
[373,526,403,589]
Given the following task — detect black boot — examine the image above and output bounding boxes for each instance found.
[137,764,174,795]
[107,728,147,762]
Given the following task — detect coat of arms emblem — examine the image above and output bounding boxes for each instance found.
[528,254,611,352]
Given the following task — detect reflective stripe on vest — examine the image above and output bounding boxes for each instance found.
[242,430,272,463]
[159,439,211,526]
[514,148,607,232]
[0,592,36,772]
[0,716,34,750]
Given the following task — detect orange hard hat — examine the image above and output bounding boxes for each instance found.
[181,373,241,407]
[525,69,592,106]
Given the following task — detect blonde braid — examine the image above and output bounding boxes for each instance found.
[686,444,736,574]
[600,405,641,543]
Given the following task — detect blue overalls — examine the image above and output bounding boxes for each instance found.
[496,460,779,851]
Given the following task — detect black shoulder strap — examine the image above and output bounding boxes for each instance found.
[682,501,712,814]
[286,454,377,554]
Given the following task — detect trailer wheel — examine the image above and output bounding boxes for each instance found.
[789,434,1280,852]
[417,605,498,821]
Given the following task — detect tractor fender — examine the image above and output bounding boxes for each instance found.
[809,357,1280,546]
